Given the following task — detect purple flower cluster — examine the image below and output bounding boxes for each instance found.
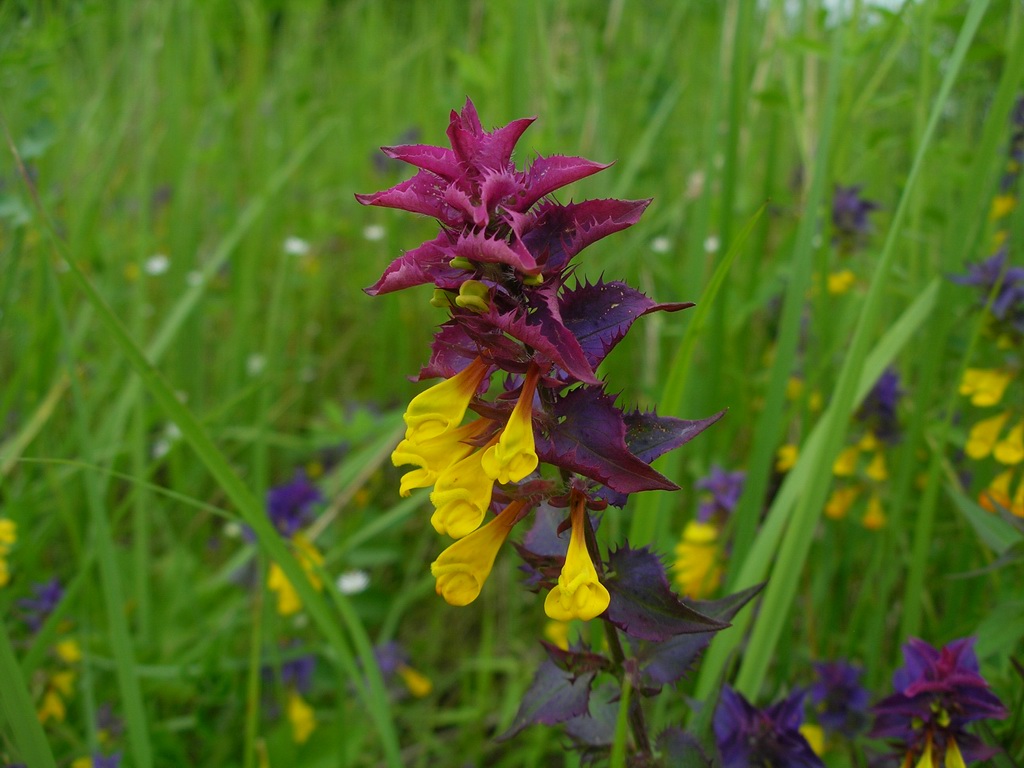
[871,637,1007,765]
[714,686,824,767]
[18,577,63,632]
[811,660,870,738]
[856,367,903,444]
[696,465,745,524]
[266,471,322,538]
[832,184,878,251]
[951,251,1024,338]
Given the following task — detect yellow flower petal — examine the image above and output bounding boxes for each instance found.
[776,444,798,472]
[392,419,488,497]
[866,451,888,482]
[800,723,826,756]
[430,501,523,606]
[862,494,886,531]
[826,269,856,295]
[825,485,859,520]
[990,194,1017,220]
[267,535,324,616]
[55,639,82,664]
[397,664,433,698]
[961,368,1012,407]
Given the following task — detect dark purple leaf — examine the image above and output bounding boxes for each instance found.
[536,387,677,494]
[451,229,539,274]
[560,279,693,368]
[487,302,600,385]
[520,199,651,274]
[379,143,458,178]
[497,658,596,741]
[563,682,619,747]
[637,584,765,690]
[417,321,481,380]
[542,642,612,677]
[656,729,716,767]
[604,546,728,642]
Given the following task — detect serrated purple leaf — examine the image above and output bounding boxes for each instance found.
[380,143,458,178]
[520,199,651,274]
[497,658,596,741]
[364,233,466,296]
[536,387,676,494]
[543,642,612,677]
[486,302,599,385]
[563,682,619,747]
[560,279,693,368]
[604,546,728,642]
[655,728,716,767]
[516,155,613,211]
[637,583,765,690]
[417,322,481,380]
[355,171,462,228]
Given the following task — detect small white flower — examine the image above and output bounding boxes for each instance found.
[704,235,720,253]
[686,170,706,199]
[186,270,204,287]
[362,224,386,242]
[145,254,171,275]
[283,236,311,256]
[152,438,171,459]
[246,354,266,377]
[223,521,243,539]
[165,422,182,440]
[337,570,370,595]
[650,236,672,254]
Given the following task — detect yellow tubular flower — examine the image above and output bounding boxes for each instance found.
[430,440,498,538]
[673,520,722,599]
[0,559,9,588]
[286,689,316,744]
[481,365,541,484]
[544,491,611,622]
[832,446,860,477]
[799,724,826,756]
[1014,474,1024,517]
[994,420,1024,465]
[430,501,524,606]
[403,357,490,442]
[966,411,1010,460]
[980,469,1013,513]
[37,689,66,724]
[392,419,490,497]
[454,280,490,312]
[990,194,1017,220]
[914,736,936,768]
[827,269,856,296]
[0,518,15,551]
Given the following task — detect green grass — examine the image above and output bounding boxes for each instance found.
[1,0,1023,765]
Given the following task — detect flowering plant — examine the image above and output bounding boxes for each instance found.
[358,99,759,763]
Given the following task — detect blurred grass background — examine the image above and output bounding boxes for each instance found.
[1,0,1022,766]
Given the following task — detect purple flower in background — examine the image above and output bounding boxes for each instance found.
[832,184,879,250]
[871,637,1007,766]
[811,660,870,738]
[18,577,63,632]
[266,471,322,538]
[856,367,903,444]
[92,753,121,768]
[714,686,824,768]
[281,654,316,693]
[696,465,745,523]
[950,250,1024,335]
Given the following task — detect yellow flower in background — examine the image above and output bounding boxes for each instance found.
[866,452,888,482]
[800,723,826,756]
[827,269,856,295]
[545,491,610,622]
[832,446,859,477]
[544,620,571,651]
[825,486,860,520]
[862,494,887,531]
[267,535,324,617]
[0,518,16,551]
[776,443,798,472]
[994,420,1024,465]
[397,664,433,698]
[55,639,82,664]
[430,501,524,606]
[966,411,1010,460]
[960,368,1012,407]
[286,689,316,744]
[673,520,722,599]
[990,194,1017,220]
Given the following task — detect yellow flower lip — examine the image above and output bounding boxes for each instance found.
[429,438,499,538]
[544,489,610,622]
[392,419,492,497]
